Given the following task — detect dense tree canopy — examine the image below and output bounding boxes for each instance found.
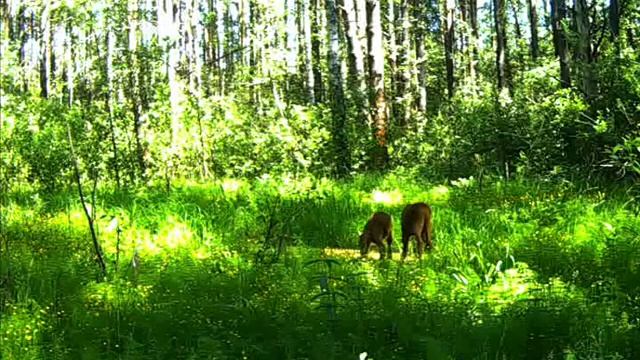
[0,0,638,188]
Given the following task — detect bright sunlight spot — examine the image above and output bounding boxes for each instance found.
[192,246,211,260]
[428,185,450,202]
[84,281,153,312]
[368,189,403,205]
[221,178,243,193]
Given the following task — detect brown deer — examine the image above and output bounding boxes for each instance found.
[401,202,433,259]
[359,212,393,260]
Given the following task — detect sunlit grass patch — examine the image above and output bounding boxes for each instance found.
[191,246,212,260]
[83,280,153,312]
[429,184,450,203]
[322,246,409,261]
[322,247,361,259]
[484,263,539,312]
[221,178,247,194]
[3,203,38,225]
[158,216,194,249]
[100,214,204,261]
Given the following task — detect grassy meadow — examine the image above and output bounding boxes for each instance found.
[1,174,640,359]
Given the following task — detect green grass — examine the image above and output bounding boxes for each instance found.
[1,174,640,359]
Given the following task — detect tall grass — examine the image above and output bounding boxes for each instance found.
[1,174,639,359]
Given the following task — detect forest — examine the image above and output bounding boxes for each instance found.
[1,0,640,358]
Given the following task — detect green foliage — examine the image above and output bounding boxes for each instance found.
[2,0,640,356]
[2,175,640,359]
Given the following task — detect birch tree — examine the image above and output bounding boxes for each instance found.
[326,0,351,175]
[367,0,388,167]
[444,0,455,98]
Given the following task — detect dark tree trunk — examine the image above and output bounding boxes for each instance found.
[311,0,323,102]
[327,0,351,175]
[386,0,396,121]
[527,0,539,61]
[609,0,619,38]
[575,0,596,99]
[468,0,479,81]
[551,0,571,88]
[494,0,510,92]
[39,2,51,98]
[444,0,455,98]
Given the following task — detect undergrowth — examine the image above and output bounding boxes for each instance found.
[1,174,640,359]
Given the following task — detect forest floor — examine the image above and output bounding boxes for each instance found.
[1,174,640,359]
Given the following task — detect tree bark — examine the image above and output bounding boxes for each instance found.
[311,0,324,102]
[326,0,351,176]
[395,0,410,126]
[609,0,619,38]
[302,0,316,103]
[367,0,389,167]
[468,0,479,82]
[215,0,226,93]
[106,21,121,189]
[355,0,368,72]
[286,0,298,75]
[412,0,427,111]
[493,0,509,92]
[444,0,455,98]
[542,0,550,33]
[229,0,240,66]
[527,0,539,61]
[386,0,396,119]
[19,5,29,93]
[241,0,251,65]
[65,22,74,105]
[39,1,51,98]
[167,0,181,188]
[339,0,365,81]
[0,0,9,41]
[551,0,571,88]
[124,0,145,181]
[574,0,596,99]
[339,0,369,125]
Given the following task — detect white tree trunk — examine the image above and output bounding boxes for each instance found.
[286,0,298,74]
[367,0,388,167]
[327,0,351,175]
[302,0,315,103]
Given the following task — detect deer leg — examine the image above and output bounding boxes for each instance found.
[401,234,409,260]
[424,220,433,250]
[416,234,424,259]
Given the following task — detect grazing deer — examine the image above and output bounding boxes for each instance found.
[359,212,393,260]
[401,202,433,259]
